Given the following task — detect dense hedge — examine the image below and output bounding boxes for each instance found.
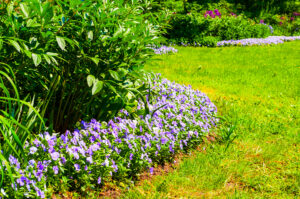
[166,13,271,45]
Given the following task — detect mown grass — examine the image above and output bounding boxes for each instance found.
[122,42,300,198]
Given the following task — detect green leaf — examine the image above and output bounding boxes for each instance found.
[9,40,21,52]
[43,54,51,65]
[56,36,66,51]
[24,50,32,58]
[46,52,58,56]
[113,27,123,37]
[7,2,13,16]
[109,70,121,81]
[0,39,3,50]
[92,80,103,95]
[32,53,42,66]
[87,31,93,41]
[105,82,119,96]
[87,75,95,87]
[117,68,128,78]
[90,57,100,65]
[20,3,30,18]
[50,56,58,65]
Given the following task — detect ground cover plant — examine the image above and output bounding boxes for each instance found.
[123,41,300,198]
[151,46,178,54]
[0,74,218,198]
[217,36,300,46]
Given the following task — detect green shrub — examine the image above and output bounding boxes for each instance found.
[262,14,300,36]
[166,13,271,44]
[195,36,219,47]
[0,0,163,132]
[204,15,271,40]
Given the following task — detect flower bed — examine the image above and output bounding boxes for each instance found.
[152,46,178,54]
[1,75,218,198]
[217,36,300,46]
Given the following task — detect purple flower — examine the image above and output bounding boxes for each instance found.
[149,167,154,175]
[169,145,174,153]
[60,156,66,164]
[33,139,41,146]
[29,146,37,154]
[74,164,80,171]
[28,159,35,166]
[37,162,44,171]
[97,177,101,184]
[112,164,118,172]
[140,126,143,133]
[50,152,60,161]
[260,19,264,24]
[161,137,168,144]
[37,189,45,198]
[16,176,28,186]
[129,153,133,160]
[9,155,18,165]
[293,12,300,16]
[53,166,59,174]
[86,157,93,164]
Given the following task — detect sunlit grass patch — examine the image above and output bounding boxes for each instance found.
[123,41,300,198]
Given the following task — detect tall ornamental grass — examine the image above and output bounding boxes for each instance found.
[0,64,44,187]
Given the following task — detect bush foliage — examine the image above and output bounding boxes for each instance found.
[0,0,163,134]
[166,13,271,45]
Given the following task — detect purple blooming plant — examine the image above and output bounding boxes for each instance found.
[151,45,178,55]
[217,36,300,47]
[1,74,218,198]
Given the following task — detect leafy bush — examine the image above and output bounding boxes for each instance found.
[0,75,218,198]
[261,13,300,36]
[0,0,162,133]
[166,13,271,45]
[196,36,219,47]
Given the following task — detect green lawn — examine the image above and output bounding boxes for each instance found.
[122,42,300,198]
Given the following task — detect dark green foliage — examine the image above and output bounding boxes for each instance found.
[228,0,298,16]
[166,14,271,45]
[196,36,219,47]
[164,0,299,16]
[0,0,163,132]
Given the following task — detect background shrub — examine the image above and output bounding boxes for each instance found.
[166,13,271,45]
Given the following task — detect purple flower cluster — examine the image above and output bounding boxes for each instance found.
[151,46,178,55]
[217,36,300,47]
[293,12,300,16]
[1,74,218,198]
[204,9,221,18]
